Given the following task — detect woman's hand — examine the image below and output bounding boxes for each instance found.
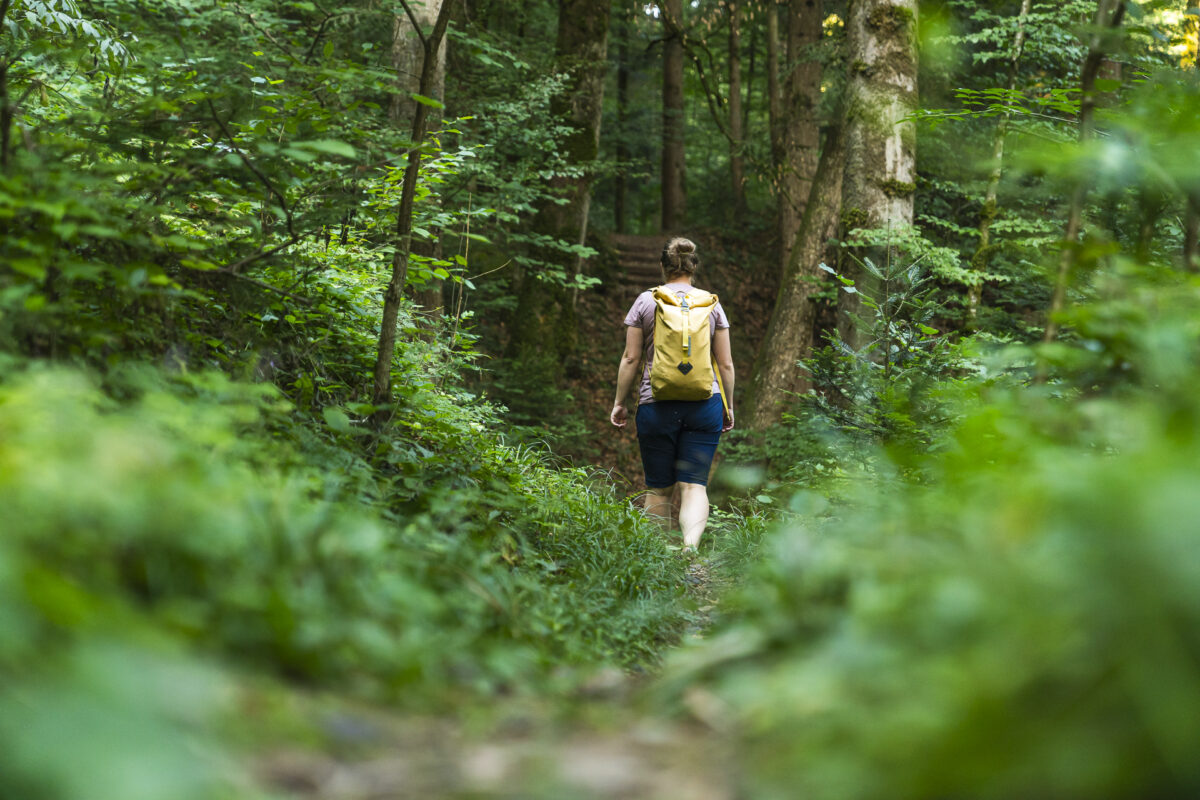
[611,403,629,428]
[722,407,735,433]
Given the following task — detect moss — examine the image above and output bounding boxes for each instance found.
[881,179,916,198]
[850,59,870,76]
[842,206,868,233]
[979,198,998,222]
[867,4,914,33]
[971,243,1001,271]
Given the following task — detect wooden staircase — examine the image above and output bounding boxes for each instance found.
[611,234,664,296]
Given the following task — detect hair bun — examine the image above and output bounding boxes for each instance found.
[661,237,700,278]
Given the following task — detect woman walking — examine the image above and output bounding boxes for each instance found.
[610,238,735,552]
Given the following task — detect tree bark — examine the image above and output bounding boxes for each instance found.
[1184,42,1199,272]
[391,0,450,321]
[837,0,918,348]
[504,0,612,388]
[748,122,846,429]
[389,0,447,127]
[776,0,823,272]
[538,0,612,251]
[615,1,632,234]
[966,0,1032,328]
[728,1,746,216]
[1042,0,1126,347]
[766,2,782,173]
[372,1,454,409]
[661,0,686,231]
[1185,195,1200,272]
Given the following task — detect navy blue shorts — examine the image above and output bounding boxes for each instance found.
[635,395,724,488]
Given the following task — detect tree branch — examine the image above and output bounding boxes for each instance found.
[204,98,297,243]
[395,0,429,50]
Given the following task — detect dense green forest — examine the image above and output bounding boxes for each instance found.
[2,0,1200,797]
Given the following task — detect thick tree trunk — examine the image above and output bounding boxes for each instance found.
[389,0,447,127]
[1042,0,1126,347]
[966,0,1032,328]
[837,0,918,348]
[372,0,454,409]
[661,0,686,231]
[747,123,846,429]
[539,0,611,249]
[504,0,612,386]
[615,2,632,234]
[776,0,823,272]
[728,2,746,216]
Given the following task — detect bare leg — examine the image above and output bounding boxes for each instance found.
[678,482,710,550]
[644,486,675,530]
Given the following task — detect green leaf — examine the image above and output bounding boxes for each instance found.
[410,93,446,109]
[322,406,353,433]
[1093,78,1122,92]
[293,139,357,158]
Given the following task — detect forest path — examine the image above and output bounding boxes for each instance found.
[254,553,734,800]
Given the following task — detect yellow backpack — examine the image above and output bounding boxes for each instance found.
[649,286,729,414]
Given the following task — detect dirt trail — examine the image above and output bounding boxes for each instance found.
[254,555,734,800]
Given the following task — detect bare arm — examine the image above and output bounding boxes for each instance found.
[611,325,644,428]
[713,327,735,431]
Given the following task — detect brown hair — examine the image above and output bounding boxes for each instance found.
[660,237,699,280]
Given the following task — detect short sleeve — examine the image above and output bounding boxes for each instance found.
[711,301,731,330]
[624,291,654,327]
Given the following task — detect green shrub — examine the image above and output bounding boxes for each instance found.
[0,363,690,797]
[664,345,1200,799]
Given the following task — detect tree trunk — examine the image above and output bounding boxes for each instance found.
[391,0,449,321]
[744,9,756,141]
[728,1,746,216]
[1185,195,1200,272]
[766,2,782,173]
[539,0,611,251]
[837,0,918,348]
[504,0,612,393]
[372,0,455,409]
[1042,0,1126,347]
[389,0,447,127]
[966,0,1032,328]
[776,0,823,272]
[615,1,632,234]
[661,0,686,231]
[748,122,846,429]
[1183,43,1199,272]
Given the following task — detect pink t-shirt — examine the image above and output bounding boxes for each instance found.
[623,282,730,405]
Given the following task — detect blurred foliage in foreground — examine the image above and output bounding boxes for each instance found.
[0,364,690,800]
[665,262,1200,799]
